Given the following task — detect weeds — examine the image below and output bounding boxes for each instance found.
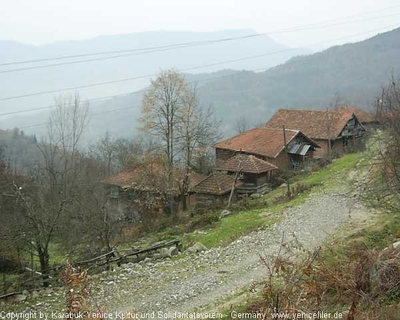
[242,232,400,320]
[59,264,96,319]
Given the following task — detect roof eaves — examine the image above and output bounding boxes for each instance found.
[272,129,299,158]
[251,156,261,174]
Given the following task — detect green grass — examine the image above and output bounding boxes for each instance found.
[252,152,365,214]
[304,152,363,185]
[6,152,366,280]
[221,145,400,317]
[131,152,367,251]
[355,212,400,249]
[188,209,278,248]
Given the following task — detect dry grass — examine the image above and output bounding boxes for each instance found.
[242,236,400,320]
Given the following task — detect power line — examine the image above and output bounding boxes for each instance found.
[3,68,271,130]
[0,68,268,118]
[0,23,398,103]
[0,5,399,72]
[0,34,262,67]
[0,35,263,74]
[0,49,297,101]
[18,105,142,130]
[0,90,145,117]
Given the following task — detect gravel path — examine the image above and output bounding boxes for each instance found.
[92,184,367,315]
[5,180,370,316]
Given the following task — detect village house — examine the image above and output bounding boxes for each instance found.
[213,127,320,170]
[333,105,378,129]
[103,161,206,219]
[215,153,278,194]
[265,109,365,159]
[191,172,243,205]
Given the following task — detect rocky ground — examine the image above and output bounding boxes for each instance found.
[2,173,373,316]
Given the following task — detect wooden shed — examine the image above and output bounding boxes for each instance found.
[215,153,278,194]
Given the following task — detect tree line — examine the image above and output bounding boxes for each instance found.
[0,69,220,287]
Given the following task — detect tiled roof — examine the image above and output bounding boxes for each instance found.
[265,109,355,140]
[214,127,316,158]
[334,105,375,124]
[104,162,206,194]
[188,172,208,190]
[106,170,143,189]
[104,162,170,193]
[192,172,244,195]
[216,153,278,174]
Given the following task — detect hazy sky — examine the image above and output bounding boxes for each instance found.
[1,0,400,49]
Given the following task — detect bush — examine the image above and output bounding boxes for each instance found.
[185,211,220,232]
[245,236,400,319]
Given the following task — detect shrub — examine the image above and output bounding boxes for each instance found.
[245,237,400,319]
[185,211,220,232]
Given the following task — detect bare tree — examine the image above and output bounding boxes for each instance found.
[91,133,157,173]
[329,92,345,110]
[235,115,250,134]
[69,156,124,258]
[0,152,22,272]
[11,93,88,285]
[374,77,400,201]
[176,86,221,210]
[94,131,118,176]
[139,69,189,214]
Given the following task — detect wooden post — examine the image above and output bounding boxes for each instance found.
[282,126,291,196]
[326,108,332,162]
[227,160,242,208]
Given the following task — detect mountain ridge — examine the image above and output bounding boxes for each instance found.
[1,27,399,142]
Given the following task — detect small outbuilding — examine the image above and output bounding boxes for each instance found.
[191,172,244,205]
[215,153,278,194]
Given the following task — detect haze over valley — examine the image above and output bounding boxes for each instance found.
[1,27,399,143]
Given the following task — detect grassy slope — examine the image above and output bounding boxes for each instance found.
[185,152,365,249]
[228,143,400,318]
[1,152,365,294]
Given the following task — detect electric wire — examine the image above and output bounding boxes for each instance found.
[0,23,397,103]
[1,3,399,67]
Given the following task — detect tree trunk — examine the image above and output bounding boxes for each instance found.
[38,247,50,287]
[182,191,187,211]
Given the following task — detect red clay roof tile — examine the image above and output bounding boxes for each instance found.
[216,153,277,173]
[104,162,206,194]
[265,109,356,140]
[214,127,317,158]
[192,172,243,195]
[334,105,375,124]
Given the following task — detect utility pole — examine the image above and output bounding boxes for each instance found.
[326,108,332,162]
[282,125,291,197]
[227,160,242,208]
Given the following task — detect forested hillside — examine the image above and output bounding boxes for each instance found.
[198,27,400,133]
[1,28,400,141]
[0,128,40,173]
[0,30,309,118]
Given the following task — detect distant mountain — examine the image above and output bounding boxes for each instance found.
[0,29,310,119]
[196,27,400,135]
[0,70,238,144]
[2,27,400,142]
[0,128,40,173]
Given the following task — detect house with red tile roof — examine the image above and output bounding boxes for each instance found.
[333,105,378,127]
[265,109,365,159]
[191,172,243,205]
[215,153,278,194]
[103,160,207,217]
[213,127,320,170]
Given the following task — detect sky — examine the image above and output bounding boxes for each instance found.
[1,0,400,50]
